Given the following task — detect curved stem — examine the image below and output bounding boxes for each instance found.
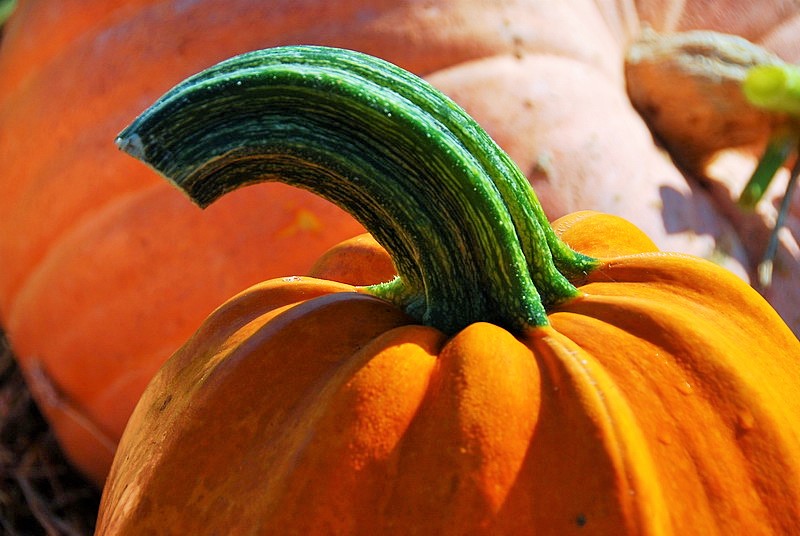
[116,45,596,335]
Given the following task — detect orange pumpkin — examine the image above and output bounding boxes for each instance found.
[96,45,800,535]
[0,0,798,485]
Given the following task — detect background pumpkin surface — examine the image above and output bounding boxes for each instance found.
[0,0,798,485]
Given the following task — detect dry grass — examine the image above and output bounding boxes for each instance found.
[0,333,101,535]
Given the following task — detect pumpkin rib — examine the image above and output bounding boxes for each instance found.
[564,283,800,429]
[559,314,798,534]
[374,323,542,533]
[568,288,800,421]
[551,272,800,531]
[258,324,444,534]
[98,289,418,534]
[262,320,664,534]
[585,253,799,337]
[525,325,672,535]
[553,310,726,528]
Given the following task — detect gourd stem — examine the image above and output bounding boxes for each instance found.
[743,64,800,115]
[116,45,596,335]
[738,128,799,209]
[740,64,800,287]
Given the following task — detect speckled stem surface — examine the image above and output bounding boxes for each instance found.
[116,45,596,334]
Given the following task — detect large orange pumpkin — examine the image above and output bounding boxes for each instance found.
[96,45,800,535]
[0,0,798,485]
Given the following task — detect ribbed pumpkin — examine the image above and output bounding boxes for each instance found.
[96,45,800,536]
[0,1,798,485]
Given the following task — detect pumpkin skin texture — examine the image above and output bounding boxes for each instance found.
[95,45,800,536]
[1,0,799,486]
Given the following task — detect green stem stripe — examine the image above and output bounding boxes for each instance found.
[116,45,595,334]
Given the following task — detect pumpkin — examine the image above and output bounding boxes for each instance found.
[1,1,798,486]
[95,45,800,535]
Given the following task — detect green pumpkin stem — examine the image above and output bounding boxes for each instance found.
[115,45,596,335]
